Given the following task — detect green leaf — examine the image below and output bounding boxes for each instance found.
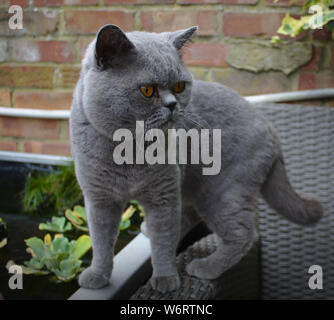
[129,200,145,218]
[44,257,59,272]
[20,265,50,275]
[323,10,334,26]
[25,257,44,270]
[120,220,131,231]
[65,209,81,225]
[65,207,89,232]
[277,14,310,37]
[60,258,82,274]
[25,237,45,260]
[73,206,87,222]
[52,269,77,282]
[122,205,136,222]
[0,217,7,229]
[0,238,7,248]
[39,216,72,233]
[271,35,281,44]
[52,236,70,254]
[70,235,92,260]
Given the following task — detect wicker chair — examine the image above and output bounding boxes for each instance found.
[131,103,334,300]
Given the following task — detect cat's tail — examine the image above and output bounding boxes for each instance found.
[261,157,323,226]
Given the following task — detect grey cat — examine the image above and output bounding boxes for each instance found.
[70,24,323,293]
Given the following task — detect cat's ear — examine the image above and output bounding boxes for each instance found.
[95,24,136,69]
[170,26,198,51]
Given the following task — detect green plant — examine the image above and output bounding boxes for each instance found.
[0,217,7,249]
[120,200,145,231]
[23,163,83,215]
[39,216,72,233]
[64,201,145,232]
[18,233,91,282]
[272,0,334,42]
[65,205,88,232]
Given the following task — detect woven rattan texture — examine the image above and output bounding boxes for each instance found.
[131,233,259,300]
[256,103,334,299]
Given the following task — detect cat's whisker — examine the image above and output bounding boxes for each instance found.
[184,115,206,130]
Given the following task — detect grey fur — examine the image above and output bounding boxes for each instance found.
[70,25,323,291]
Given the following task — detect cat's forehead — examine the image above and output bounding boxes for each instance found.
[126,31,189,84]
[127,30,170,44]
[128,31,176,56]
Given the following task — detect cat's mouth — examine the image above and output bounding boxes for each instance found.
[151,117,173,131]
[145,111,178,131]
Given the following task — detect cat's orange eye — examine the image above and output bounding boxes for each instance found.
[140,85,155,98]
[173,81,185,94]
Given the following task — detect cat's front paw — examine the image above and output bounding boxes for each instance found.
[186,258,220,280]
[151,274,180,293]
[78,267,110,289]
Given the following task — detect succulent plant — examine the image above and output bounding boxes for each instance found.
[17,233,91,282]
[0,217,7,249]
[39,216,72,233]
[65,205,88,232]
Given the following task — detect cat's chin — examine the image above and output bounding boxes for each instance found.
[161,120,176,132]
[148,118,175,132]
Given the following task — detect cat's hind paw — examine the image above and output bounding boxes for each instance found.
[151,274,180,293]
[78,267,110,289]
[186,258,221,280]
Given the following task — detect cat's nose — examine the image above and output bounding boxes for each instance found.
[165,101,177,112]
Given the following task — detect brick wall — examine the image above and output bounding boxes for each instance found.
[0,0,333,156]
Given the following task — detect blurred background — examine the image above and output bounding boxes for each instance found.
[0,0,334,155]
[0,0,333,157]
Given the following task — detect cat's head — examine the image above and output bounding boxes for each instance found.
[81,24,197,138]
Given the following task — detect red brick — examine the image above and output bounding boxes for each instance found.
[13,91,73,110]
[38,41,76,62]
[105,0,174,3]
[265,0,303,6]
[0,89,11,107]
[183,43,227,67]
[0,40,8,62]
[0,10,59,37]
[195,11,218,35]
[10,40,76,62]
[299,73,334,90]
[64,0,98,4]
[64,10,134,35]
[300,46,322,72]
[298,73,316,90]
[221,0,257,2]
[63,120,70,139]
[179,0,257,3]
[0,0,9,6]
[316,73,334,88]
[223,12,284,37]
[0,117,60,139]
[0,66,54,88]
[24,141,71,156]
[141,10,218,36]
[78,37,94,59]
[34,0,64,5]
[9,40,40,62]
[312,28,332,41]
[0,141,16,151]
[57,66,81,88]
[9,0,29,7]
